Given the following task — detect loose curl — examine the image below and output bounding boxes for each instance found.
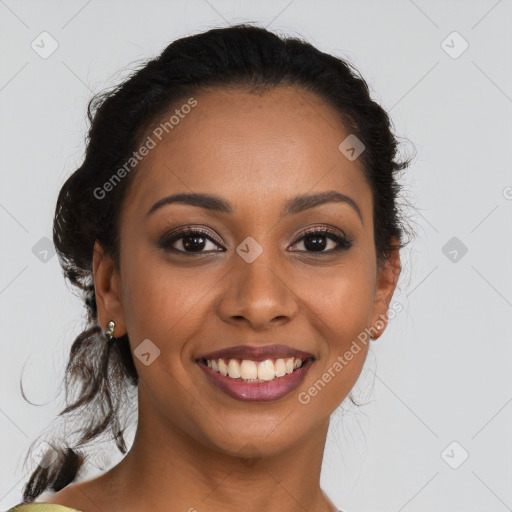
[20,23,414,502]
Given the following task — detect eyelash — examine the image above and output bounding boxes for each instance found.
[157,226,353,255]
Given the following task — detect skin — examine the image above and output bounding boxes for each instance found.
[43,85,400,512]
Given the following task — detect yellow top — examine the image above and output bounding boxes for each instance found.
[7,504,82,512]
[7,502,343,512]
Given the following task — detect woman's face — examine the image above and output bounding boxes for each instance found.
[94,85,399,457]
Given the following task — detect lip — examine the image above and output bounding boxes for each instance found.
[197,344,314,362]
[196,357,315,402]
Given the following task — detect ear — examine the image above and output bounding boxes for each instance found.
[93,240,126,336]
[369,239,401,340]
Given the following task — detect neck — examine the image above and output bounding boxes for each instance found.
[99,389,338,512]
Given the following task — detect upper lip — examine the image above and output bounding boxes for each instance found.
[197,344,314,362]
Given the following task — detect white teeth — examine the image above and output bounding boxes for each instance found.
[274,358,286,377]
[218,359,228,376]
[228,359,241,379]
[240,360,258,379]
[204,357,306,382]
[257,359,275,381]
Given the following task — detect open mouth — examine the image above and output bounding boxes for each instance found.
[196,356,316,402]
[199,356,313,383]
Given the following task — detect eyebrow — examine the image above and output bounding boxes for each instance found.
[146,190,363,224]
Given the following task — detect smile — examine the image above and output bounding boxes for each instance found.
[205,357,304,382]
[197,357,315,402]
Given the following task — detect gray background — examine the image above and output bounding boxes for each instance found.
[1,1,511,511]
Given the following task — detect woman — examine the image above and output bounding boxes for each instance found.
[8,23,412,512]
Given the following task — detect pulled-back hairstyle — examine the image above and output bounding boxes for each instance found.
[20,23,414,502]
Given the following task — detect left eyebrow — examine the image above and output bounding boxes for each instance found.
[146,190,363,224]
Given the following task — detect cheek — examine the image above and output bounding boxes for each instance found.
[296,270,374,413]
[305,258,376,335]
[298,257,375,393]
[119,249,220,351]
[119,257,206,402]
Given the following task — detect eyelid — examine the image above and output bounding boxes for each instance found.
[293,224,348,241]
[159,226,224,248]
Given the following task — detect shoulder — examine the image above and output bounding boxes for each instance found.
[6,504,83,512]
[13,474,112,512]
[7,481,89,512]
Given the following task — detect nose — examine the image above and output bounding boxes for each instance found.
[216,250,299,330]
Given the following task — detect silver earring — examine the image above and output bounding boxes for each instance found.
[105,320,116,340]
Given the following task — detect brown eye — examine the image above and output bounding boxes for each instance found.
[289,227,353,254]
[158,228,225,254]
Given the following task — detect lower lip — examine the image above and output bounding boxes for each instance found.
[196,358,315,402]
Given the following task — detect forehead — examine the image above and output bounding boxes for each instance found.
[122,85,370,219]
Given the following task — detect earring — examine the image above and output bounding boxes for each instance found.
[105,320,116,340]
